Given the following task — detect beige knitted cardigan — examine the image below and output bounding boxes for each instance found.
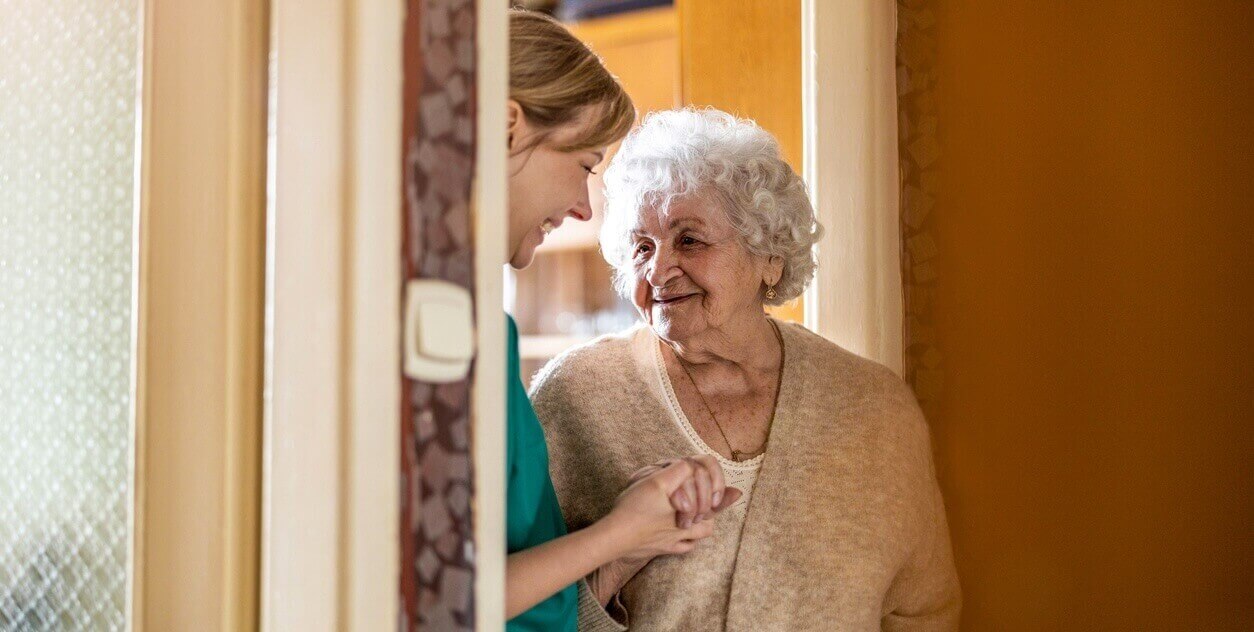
[531,320,961,631]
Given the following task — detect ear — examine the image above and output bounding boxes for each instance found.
[764,255,784,287]
[506,99,525,151]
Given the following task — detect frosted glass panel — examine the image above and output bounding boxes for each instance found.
[0,0,140,629]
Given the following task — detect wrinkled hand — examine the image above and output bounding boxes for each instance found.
[607,460,722,560]
[588,457,744,607]
[627,455,742,530]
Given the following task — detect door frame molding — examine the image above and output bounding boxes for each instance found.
[261,0,361,628]
[132,0,268,628]
[801,0,904,374]
[473,0,509,627]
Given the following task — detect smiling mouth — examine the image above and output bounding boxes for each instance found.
[653,294,696,305]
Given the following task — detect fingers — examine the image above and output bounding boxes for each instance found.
[691,462,713,520]
[713,486,743,512]
[683,519,715,541]
[628,466,660,488]
[635,455,732,529]
[669,488,689,513]
[677,473,697,528]
[677,510,695,530]
[689,455,726,508]
[666,520,716,555]
[670,489,695,529]
[631,458,681,484]
[678,476,697,520]
[648,459,694,495]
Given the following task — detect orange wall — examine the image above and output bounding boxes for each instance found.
[927,2,1253,630]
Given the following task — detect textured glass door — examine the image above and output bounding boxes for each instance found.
[0,1,141,629]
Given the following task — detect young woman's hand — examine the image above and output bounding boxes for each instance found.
[585,457,744,606]
[604,460,721,560]
[627,455,743,529]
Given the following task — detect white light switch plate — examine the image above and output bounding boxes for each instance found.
[404,279,474,382]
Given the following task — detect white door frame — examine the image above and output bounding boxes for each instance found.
[262,0,350,627]
[262,0,408,628]
[802,0,904,374]
[472,0,509,627]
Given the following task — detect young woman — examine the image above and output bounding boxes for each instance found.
[503,10,739,631]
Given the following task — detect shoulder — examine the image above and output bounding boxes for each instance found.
[779,323,940,511]
[780,321,913,398]
[528,325,646,397]
[779,320,930,442]
[527,325,653,430]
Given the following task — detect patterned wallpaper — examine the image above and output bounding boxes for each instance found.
[399,0,479,629]
[896,0,942,418]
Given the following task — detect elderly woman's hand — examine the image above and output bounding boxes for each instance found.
[628,455,742,529]
[604,460,722,561]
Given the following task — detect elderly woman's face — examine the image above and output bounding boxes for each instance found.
[628,195,771,342]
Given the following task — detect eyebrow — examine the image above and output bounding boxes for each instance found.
[667,217,706,230]
[629,217,706,238]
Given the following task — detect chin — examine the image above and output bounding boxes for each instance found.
[509,235,541,269]
[648,309,702,342]
[510,249,535,270]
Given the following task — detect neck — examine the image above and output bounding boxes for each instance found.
[665,309,780,372]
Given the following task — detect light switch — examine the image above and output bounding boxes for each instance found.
[404,279,475,382]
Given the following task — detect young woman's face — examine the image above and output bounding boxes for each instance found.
[507,102,607,269]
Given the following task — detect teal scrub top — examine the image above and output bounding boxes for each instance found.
[506,315,578,632]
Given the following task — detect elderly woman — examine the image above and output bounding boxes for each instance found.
[531,109,960,630]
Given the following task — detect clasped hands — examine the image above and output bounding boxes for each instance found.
[589,455,742,605]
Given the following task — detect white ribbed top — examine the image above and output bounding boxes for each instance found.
[648,335,763,517]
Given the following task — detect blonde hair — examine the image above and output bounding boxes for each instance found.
[509,9,635,151]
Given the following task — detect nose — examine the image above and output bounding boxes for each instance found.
[567,201,592,223]
[645,243,680,288]
[568,185,593,222]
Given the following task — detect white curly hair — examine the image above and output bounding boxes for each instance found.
[599,108,823,305]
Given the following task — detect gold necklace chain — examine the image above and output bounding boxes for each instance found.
[674,320,786,462]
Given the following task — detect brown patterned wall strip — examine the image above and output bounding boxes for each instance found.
[400,0,478,630]
[896,0,942,418]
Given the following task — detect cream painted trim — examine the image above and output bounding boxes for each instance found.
[132,0,268,629]
[262,0,405,629]
[261,0,346,630]
[474,0,508,627]
[262,0,346,626]
[801,0,904,374]
[128,0,153,624]
[341,0,402,628]
[129,0,153,621]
